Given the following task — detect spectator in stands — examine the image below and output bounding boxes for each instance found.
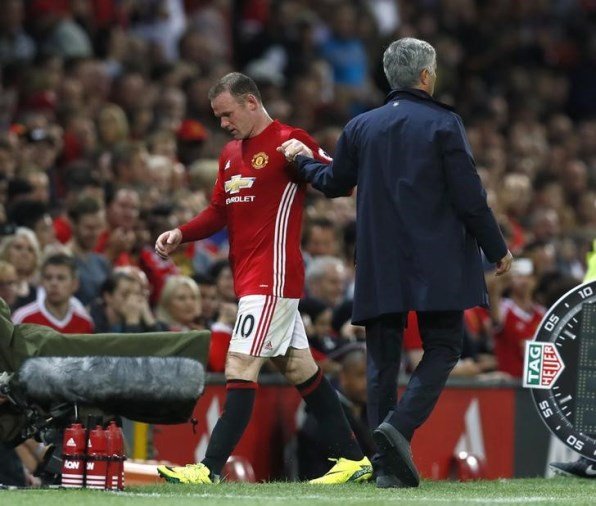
[331,299,365,343]
[304,256,347,308]
[0,228,41,309]
[319,3,376,117]
[299,297,343,377]
[0,0,35,65]
[207,301,237,373]
[500,174,532,255]
[52,165,104,245]
[8,200,57,251]
[110,143,149,188]
[488,258,545,378]
[67,197,111,306]
[209,259,236,303]
[12,253,93,333]
[20,168,50,205]
[0,139,17,180]
[155,275,203,331]
[96,186,140,266]
[90,271,163,333]
[177,118,208,165]
[97,103,130,150]
[28,0,92,59]
[20,128,61,186]
[138,204,180,305]
[0,261,19,309]
[529,207,561,243]
[302,217,340,260]
[193,273,220,328]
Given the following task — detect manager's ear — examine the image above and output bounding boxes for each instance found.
[420,68,433,86]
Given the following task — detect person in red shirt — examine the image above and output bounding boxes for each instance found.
[155,72,370,485]
[94,186,139,267]
[12,253,94,333]
[488,258,545,378]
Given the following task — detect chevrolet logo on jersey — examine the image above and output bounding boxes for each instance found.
[225,175,256,194]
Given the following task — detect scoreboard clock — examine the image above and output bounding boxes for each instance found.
[523,280,596,460]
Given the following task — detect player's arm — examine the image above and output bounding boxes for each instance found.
[155,165,227,260]
[279,127,357,198]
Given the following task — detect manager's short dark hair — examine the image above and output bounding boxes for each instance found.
[207,72,262,103]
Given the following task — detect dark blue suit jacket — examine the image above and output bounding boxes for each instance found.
[296,89,507,324]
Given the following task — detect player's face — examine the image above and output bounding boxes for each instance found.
[42,265,78,306]
[211,91,258,140]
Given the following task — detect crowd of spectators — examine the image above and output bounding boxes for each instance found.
[0,0,594,399]
[0,0,595,488]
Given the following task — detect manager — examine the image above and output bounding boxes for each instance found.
[279,37,512,488]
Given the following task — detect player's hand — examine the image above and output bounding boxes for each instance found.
[155,228,182,260]
[277,139,313,162]
[495,250,513,276]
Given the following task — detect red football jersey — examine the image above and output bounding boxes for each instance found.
[12,297,94,334]
[179,120,331,298]
[493,298,545,378]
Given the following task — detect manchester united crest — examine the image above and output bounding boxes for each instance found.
[251,152,269,169]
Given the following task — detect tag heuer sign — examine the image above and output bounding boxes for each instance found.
[523,280,596,460]
[523,342,565,389]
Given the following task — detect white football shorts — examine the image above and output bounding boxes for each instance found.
[228,295,309,357]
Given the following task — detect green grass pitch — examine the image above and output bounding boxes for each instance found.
[2,478,596,506]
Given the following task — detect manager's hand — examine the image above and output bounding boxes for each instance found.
[495,250,513,276]
[277,139,313,162]
[155,228,182,260]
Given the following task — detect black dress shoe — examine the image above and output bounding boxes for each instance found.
[549,457,596,478]
[376,471,403,488]
[372,422,420,488]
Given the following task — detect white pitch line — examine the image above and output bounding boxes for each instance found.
[115,492,579,503]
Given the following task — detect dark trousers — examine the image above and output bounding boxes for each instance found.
[365,311,463,444]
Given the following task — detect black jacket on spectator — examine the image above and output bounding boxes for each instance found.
[296,88,507,324]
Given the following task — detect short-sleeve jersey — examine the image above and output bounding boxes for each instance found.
[179,120,331,298]
[12,297,94,334]
[493,298,545,377]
